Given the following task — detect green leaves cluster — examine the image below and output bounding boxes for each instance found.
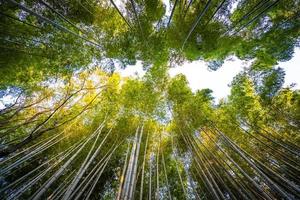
[0,1,300,199]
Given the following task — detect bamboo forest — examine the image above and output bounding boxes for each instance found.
[1,0,300,199]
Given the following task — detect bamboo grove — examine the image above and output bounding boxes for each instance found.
[0,0,300,199]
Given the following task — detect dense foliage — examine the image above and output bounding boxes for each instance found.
[0,0,299,199]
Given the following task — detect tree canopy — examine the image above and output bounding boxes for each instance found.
[0,0,299,199]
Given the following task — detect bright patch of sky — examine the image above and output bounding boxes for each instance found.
[230,0,239,14]
[169,57,250,101]
[115,60,146,78]
[279,48,300,89]
[162,0,172,18]
[113,0,126,13]
[114,0,123,7]
[0,94,15,110]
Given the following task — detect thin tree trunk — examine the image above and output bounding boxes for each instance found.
[6,0,102,48]
[117,143,131,200]
[156,132,160,200]
[62,123,108,200]
[181,0,212,49]
[232,0,280,35]
[171,135,187,199]
[84,142,121,200]
[0,11,44,30]
[109,0,132,29]
[229,0,271,32]
[72,143,117,200]
[202,128,273,200]
[123,126,140,200]
[203,0,227,27]
[31,125,100,200]
[149,151,152,200]
[167,0,179,27]
[182,0,193,20]
[212,126,293,199]
[39,0,85,33]
[139,131,149,200]
[129,124,144,200]
[162,145,172,200]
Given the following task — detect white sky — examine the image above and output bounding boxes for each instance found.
[169,57,249,101]
[116,48,300,102]
[116,60,146,78]
[162,0,171,18]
